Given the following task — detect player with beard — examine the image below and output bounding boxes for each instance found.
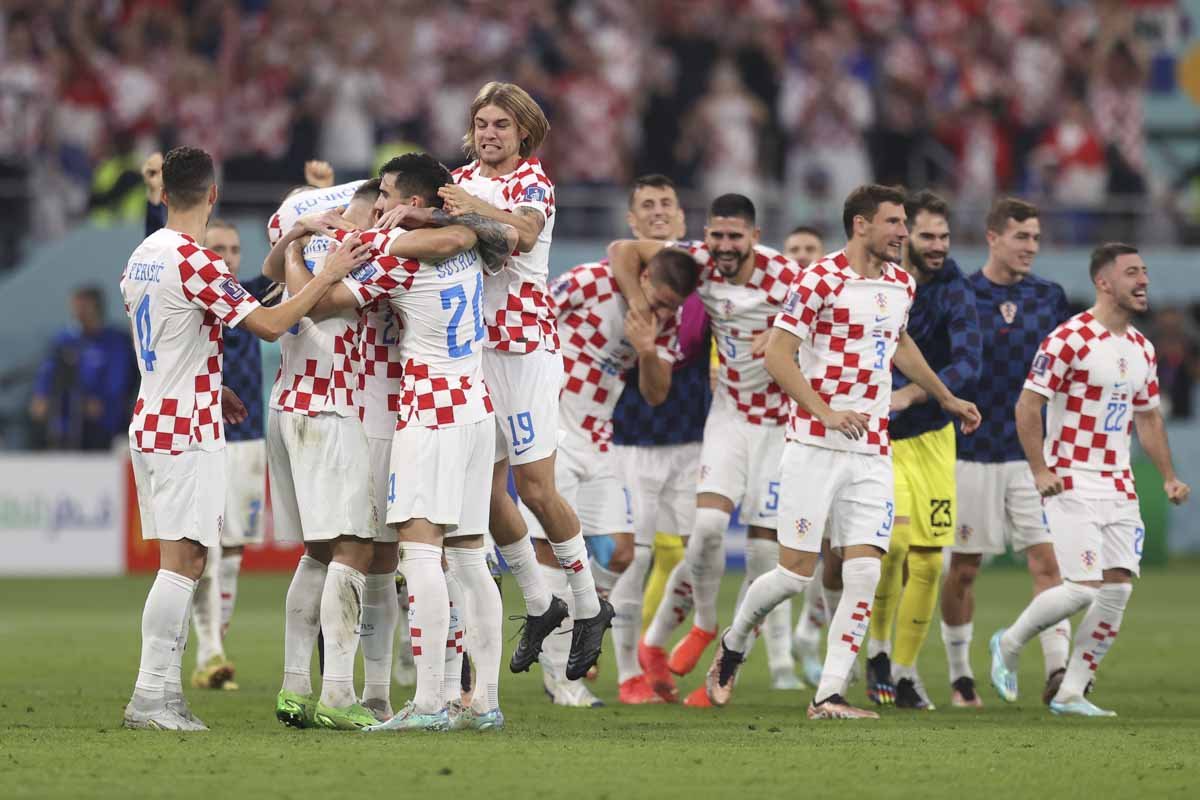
[863,191,981,710]
[989,243,1189,716]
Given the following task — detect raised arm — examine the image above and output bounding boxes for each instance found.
[625,312,671,406]
[892,331,980,434]
[607,239,668,320]
[1134,409,1191,505]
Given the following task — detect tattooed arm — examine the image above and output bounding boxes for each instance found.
[430,209,519,275]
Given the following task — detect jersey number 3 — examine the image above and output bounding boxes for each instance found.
[135,295,157,372]
[440,273,486,359]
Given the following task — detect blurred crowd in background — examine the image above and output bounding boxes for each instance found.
[2,0,1199,446]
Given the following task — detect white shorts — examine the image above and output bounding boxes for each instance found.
[777,442,894,554]
[953,460,1051,555]
[697,393,784,529]
[131,448,226,547]
[613,442,701,547]
[267,410,374,543]
[524,438,632,539]
[222,439,266,546]
[387,417,493,535]
[484,348,563,466]
[368,436,399,543]
[1045,493,1144,582]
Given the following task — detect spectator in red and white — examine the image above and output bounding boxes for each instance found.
[312,19,383,179]
[553,45,631,187]
[1089,37,1149,198]
[0,20,53,270]
[1031,93,1107,208]
[682,59,768,209]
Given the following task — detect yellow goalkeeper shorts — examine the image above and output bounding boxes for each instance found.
[891,422,956,548]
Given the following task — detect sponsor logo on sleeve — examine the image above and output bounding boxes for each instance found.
[522,185,546,203]
[350,264,377,282]
[1032,352,1051,376]
[219,277,247,301]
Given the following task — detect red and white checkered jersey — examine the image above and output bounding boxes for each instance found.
[340,228,493,430]
[121,228,260,455]
[268,234,361,417]
[451,157,559,354]
[1024,311,1159,499]
[549,260,679,451]
[357,297,405,439]
[775,250,914,456]
[266,180,365,246]
[678,241,800,425]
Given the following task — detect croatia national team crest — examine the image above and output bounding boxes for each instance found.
[1082,550,1097,568]
[795,518,812,537]
[1118,357,1128,379]
[999,301,1018,324]
[958,524,973,542]
[720,299,734,319]
[874,292,888,312]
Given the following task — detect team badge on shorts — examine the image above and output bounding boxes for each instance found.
[999,301,1017,324]
[958,523,972,542]
[217,514,224,535]
[700,464,710,480]
[1082,550,1097,568]
[795,518,811,538]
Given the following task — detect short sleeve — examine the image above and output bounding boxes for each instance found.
[547,269,585,316]
[331,226,407,258]
[774,266,837,341]
[177,244,260,327]
[1133,342,1161,410]
[341,255,412,308]
[1023,328,1074,399]
[507,173,554,220]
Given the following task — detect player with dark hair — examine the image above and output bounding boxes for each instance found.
[784,226,825,267]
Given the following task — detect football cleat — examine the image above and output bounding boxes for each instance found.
[546,677,605,708]
[190,655,235,690]
[565,599,615,681]
[361,697,394,723]
[275,689,316,729]
[313,701,380,731]
[808,694,880,720]
[618,674,665,705]
[123,700,198,731]
[668,626,718,677]
[448,701,505,731]
[771,667,805,691]
[221,680,240,692]
[683,686,712,707]
[951,676,984,708]
[1049,697,1116,717]
[989,629,1018,703]
[638,640,678,702]
[509,596,569,674]
[165,693,209,730]
[894,678,934,710]
[1042,668,1095,705]
[865,652,895,705]
[704,631,745,707]
[364,701,451,732]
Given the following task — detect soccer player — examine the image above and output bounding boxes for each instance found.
[120,146,369,731]
[282,153,519,732]
[440,82,612,679]
[989,243,1190,716]
[864,191,981,710]
[940,198,1072,708]
[783,225,825,266]
[703,184,980,720]
[610,194,801,705]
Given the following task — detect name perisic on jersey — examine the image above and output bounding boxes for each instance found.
[127,260,166,283]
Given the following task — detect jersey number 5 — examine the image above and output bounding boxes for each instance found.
[135,295,157,372]
[440,273,486,359]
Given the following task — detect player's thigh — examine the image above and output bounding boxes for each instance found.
[266,410,303,542]
[660,442,702,536]
[388,419,487,531]
[1005,461,1053,553]
[951,460,1008,556]
[741,424,785,531]
[222,439,266,547]
[286,413,372,542]
[574,453,632,538]
[615,445,669,547]
[696,396,752,505]
[1044,494,1104,583]
[776,442,841,554]
[368,436,397,543]
[484,348,563,466]
[1100,500,1145,579]
[830,452,894,553]
[892,424,956,548]
[455,417,499,537]
[131,449,224,547]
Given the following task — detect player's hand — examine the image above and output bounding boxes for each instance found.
[377,204,434,230]
[437,185,487,216]
[322,234,374,281]
[1164,478,1191,505]
[624,310,660,357]
[142,152,163,204]
[819,409,870,440]
[296,208,353,235]
[943,396,981,435]
[1033,468,1064,497]
[221,387,248,425]
[304,160,335,188]
[750,329,770,356]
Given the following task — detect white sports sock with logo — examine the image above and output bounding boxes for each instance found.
[815,557,881,703]
[726,565,810,653]
[1057,583,1132,701]
[134,570,196,701]
[402,542,450,714]
[446,546,502,713]
[612,544,652,684]
[688,508,730,632]
[443,571,465,706]
[644,560,694,648]
[1039,620,1072,678]
[192,546,224,666]
[550,532,601,619]
[497,536,552,616]
[941,621,974,682]
[219,551,243,634]
[793,559,828,649]
[282,554,327,695]
[742,539,795,672]
[999,581,1096,668]
[318,561,366,709]
[360,572,398,705]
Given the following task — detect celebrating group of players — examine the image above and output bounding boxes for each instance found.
[118,81,1190,733]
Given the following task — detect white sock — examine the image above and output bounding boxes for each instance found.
[538,563,571,683]
[166,585,195,698]
[1039,620,1071,678]
[612,544,652,684]
[743,539,795,672]
[318,561,366,708]
[396,586,412,662]
[443,571,466,706]
[941,621,974,682]
[219,552,242,634]
[644,560,693,648]
[1057,583,1132,701]
[727,565,810,653]
[794,559,827,638]
[282,554,327,695]
[360,572,399,705]
[867,638,891,659]
[592,562,619,600]
[688,508,730,632]
[192,546,224,665]
[815,557,880,703]
[497,536,552,616]
[550,532,601,619]
[1000,581,1096,668]
[134,570,196,701]
[446,546,503,713]
[402,542,450,713]
[822,584,843,622]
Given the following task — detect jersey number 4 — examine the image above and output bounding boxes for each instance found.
[134,295,157,372]
[440,273,486,359]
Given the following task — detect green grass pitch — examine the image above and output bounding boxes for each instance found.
[2,564,1199,798]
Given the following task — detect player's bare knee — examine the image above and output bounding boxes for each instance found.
[331,536,373,573]
[948,553,981,586]
[779,546,818,577]
[609,535,635,573]
[369,541,400,574]
[747,525,777,541]
[304,542,332,565]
